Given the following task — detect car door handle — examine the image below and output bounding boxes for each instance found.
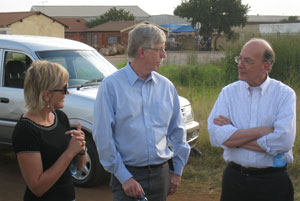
[0,98,9,103]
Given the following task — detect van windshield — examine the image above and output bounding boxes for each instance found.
[37,50,117,87]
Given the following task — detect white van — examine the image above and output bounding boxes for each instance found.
[0,35,199,186]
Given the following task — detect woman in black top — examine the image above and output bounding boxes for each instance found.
[12,61,87,201]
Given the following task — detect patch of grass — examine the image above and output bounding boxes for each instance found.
[115,61,127,69]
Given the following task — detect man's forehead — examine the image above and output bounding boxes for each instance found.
[241,41,264,58]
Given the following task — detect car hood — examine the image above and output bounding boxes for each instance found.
[69,86,99,99]
[68,85,190,107]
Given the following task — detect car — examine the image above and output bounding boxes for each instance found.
[0,34,200,187]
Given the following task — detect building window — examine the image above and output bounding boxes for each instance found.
[107,36,120,44]
[92,34,98,45]
[0,28,11,34]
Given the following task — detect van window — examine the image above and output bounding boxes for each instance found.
[3,52,32,88]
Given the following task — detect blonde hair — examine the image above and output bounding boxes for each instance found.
[24,61,69,112]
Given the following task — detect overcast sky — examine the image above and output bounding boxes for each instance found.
[0,0,300,16]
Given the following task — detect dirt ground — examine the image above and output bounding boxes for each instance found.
[0,148,220,201]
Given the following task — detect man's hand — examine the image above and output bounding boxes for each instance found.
[122,178,144,199]
[168,173,181,195]
[213,115,231,126]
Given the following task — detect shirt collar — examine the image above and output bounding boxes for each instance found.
[124,62,155,85]
[124,63,139,86]
[259,75,270,96]
[244,75,270,96]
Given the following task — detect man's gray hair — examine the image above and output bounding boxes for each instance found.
[127,24,166,61]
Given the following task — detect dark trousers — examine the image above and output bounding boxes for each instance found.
[220,163,294,201]
[110,162,170,201]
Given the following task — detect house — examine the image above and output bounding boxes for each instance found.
[234,15,300,36]
[85,20,169,49]
[30,5,192,26]
[31,5,150,21]
[0,12,67,37]
[53,17,89,43]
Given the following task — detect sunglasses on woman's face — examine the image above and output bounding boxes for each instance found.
[50,84,68,94]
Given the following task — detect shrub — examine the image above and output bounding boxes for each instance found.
[224,35,300,87]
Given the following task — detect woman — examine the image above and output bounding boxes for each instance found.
[12,61,87,201]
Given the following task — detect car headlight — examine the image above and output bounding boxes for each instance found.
[181,105,194,123]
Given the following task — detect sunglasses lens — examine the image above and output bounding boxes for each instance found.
[64,85,68,94]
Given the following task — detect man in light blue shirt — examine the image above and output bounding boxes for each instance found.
[93,24,190,201]
[208,38,296,201]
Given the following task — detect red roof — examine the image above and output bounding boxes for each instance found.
[87,20,168,33]
[0,12,68,28]
[53,17,89,32]
[87,20,144,32]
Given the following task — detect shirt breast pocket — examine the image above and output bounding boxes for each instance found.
[151,101,173,126]
[261,114,274,127]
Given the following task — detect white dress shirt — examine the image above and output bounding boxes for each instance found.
[208,76,296,168]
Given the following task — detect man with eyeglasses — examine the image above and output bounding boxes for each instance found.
[207,38,295,201]
[93,24,190,201]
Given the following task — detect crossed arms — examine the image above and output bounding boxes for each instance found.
[207,86,296,155]
[213,115,273,152]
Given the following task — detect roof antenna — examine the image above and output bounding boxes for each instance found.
[39,0,48,13]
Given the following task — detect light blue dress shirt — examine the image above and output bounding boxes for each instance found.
[208,76,296,168]
[93,63,190,184]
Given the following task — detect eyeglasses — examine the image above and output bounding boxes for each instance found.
[50,84,68,94]
[234,56,255,66]
[144,47,166,54]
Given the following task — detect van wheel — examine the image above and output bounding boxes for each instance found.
[70,133,109,187]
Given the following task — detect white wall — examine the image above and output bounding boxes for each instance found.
[259,23,300,34]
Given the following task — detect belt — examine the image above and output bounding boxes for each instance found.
[228,162,286,176]
[126,161,167,170]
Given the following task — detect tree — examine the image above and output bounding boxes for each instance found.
[86,7,135,28]
[280,16,299,23]
[174,0,249,50]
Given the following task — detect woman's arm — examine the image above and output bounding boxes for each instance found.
[17,132,84,197]
[76,154,88,171]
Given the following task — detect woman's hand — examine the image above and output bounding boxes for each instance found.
[65,123,86,156]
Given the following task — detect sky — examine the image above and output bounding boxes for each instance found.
[0,0,300,16]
